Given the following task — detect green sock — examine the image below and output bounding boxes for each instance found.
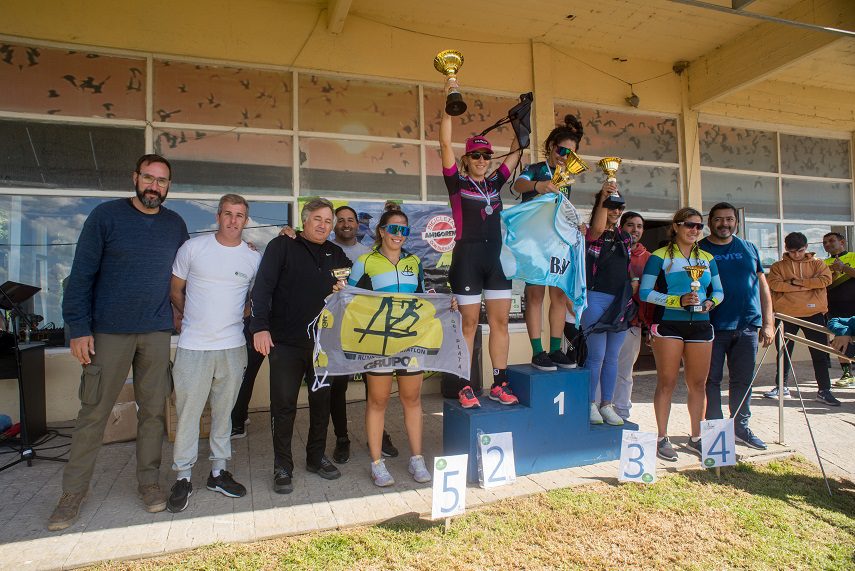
[843,363,851,375]
[549,337,562,353]
[530,338,544,354]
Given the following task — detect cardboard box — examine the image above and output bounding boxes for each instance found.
[103,379,137,444]
[165,391,212,442]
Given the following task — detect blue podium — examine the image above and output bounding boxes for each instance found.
[443,364,638,481]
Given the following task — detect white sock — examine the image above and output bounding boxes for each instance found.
[690,436,701,443]
[212,469,222,478]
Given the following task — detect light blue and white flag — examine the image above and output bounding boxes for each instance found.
[500,193,587,318]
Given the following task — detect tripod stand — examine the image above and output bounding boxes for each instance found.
[0,281,68,472]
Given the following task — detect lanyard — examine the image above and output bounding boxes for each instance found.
[467,176,494,215]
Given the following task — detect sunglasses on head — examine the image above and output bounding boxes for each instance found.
[556,146,576,157]
[467,152,492,160]
[677,221,704,231]
[381,224,410,237]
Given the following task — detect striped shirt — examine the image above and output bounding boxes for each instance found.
[639,244,724,322]
[349,248,425,293]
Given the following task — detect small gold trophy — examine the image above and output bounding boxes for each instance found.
[598,156,625,209]
[552,148,589,190]
[434,49,467,116]
[331,268,351,281]
[683,264,708,313]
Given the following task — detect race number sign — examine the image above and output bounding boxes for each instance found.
[477,432,516,489]
[701,418,736,468]
[431,454,468,520]
[618,431,657,484]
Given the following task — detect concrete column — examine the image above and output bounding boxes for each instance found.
[678,71,702,210]
[531,41,555,157]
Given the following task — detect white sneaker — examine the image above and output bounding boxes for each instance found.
[370,459,395,487]
[408,455,432,483]
[589,402,604,424]
[599,403,624,426]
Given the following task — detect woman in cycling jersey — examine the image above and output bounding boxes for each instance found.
[439,76,523,409]
[348,205,431,487]
[639,207,724,462]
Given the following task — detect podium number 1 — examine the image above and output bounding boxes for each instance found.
[554,391,565,415]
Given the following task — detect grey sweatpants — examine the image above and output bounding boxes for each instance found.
[171,346,247,479]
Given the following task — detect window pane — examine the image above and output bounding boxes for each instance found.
[0,195,110,327]
[299,138,419,200]
[153,60,293,129]
[299,74,418,139]
[783,223,833,253]
[699,123,777,172]
[426,146,449,202]
[168,199,290,253]
[0,120,144,190]
[555,105,679,163]
[153,129,293,195]
[745,222,779,266]
[424,88,519,144]
[0,43,145,119]
[780,134,850,178]
[701,171,779,218]
[782,179,852,221]
[568,164,680,214]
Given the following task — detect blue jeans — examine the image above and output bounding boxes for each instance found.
[705,327,757,431]
[581,291,628,403]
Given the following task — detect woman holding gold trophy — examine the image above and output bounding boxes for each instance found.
[639,207,724,462]
[438,65,523,408]
[511,115,585,372]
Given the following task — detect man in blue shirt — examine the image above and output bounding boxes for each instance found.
[699,202,774,450]
[49,154,188,531]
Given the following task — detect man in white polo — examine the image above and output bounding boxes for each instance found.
[167,194,261,512]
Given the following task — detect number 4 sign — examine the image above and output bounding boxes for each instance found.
[618,431,657,484]
[701,418,736,468]
[431,454,468,520]
[477,432,517,489]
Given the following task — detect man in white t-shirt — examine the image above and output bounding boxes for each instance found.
[166,194,262,513]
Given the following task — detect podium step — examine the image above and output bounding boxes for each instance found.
[443,364,638,481]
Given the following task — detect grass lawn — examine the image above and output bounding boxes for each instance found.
[92,457,855,570]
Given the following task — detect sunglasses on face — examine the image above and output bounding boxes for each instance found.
[556,146,576,157]
[677,221,705,231]
[467,152,492,161]
[381,224,410,237]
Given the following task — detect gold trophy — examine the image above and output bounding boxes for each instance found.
[331,268,351,281]
[683,264,708,313]
[552,148,589,191]
[434,49,467,116]
[598,156,625,209]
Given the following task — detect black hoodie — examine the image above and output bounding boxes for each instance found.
[250,234,351,348]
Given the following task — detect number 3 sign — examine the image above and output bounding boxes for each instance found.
[431,454,468,520]
[618,431,657,484]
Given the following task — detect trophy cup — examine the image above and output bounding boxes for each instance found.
[552,148,589,190]
[434,50,467,116]
[683,264,708,312]
[597,156,625,209]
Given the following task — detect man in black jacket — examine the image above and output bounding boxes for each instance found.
[250,198,350,493]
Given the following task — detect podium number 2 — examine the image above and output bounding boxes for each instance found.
[623,443,645,479]
[486,446,505,484]
[441,470,460,514]
[554,391,565,415]
[708,431,730,464]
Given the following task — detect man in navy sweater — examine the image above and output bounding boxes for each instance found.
[48,154,188,531]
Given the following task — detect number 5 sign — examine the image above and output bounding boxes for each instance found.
[701,418,736,468]
[618,430,657,484]
[431,454,468,520]
[477,432,516,489]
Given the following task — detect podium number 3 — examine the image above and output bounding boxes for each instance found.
[554,391,565,416]
[623,443,645,479]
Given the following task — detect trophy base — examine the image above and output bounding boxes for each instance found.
[686,305,704,313]
[603,194,625,209]
[445,92,467,116]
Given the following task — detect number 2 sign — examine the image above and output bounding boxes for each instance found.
[477,432,516,489]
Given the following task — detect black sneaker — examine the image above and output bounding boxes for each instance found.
[166,479,192,513]
[686,437,702,457]
[548,350,577,369]
[273,467,293,494]
[381,431,399,458]
[307,456,341,480]
[230,424,246,439]
[206,470,246,498]
[816,390,841,407]
[333,436,351,464]
[735,428,768,450]
[531,351,557,371]
[656,436,678,462]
